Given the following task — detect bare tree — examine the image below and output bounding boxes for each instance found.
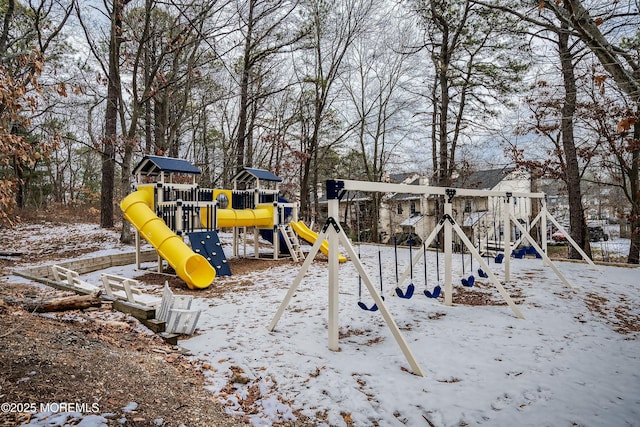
[77,0,226,236]
[296,0,374,221]
[233,0,307,174]
[341,19,416,241]
[98,0,128,229]
[476,0,640,263]
[411,0,530,186]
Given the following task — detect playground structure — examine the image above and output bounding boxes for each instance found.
[120,155,328,289]
[269,178,597,377]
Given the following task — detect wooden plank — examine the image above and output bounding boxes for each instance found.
[13,266,188,351]
[12,271,96,296]
[111,300,156,320]
[19,266,52,279]
[158,332,179,345]
[32,294,103,313]
[17,250,157,279]
[140,318,166,333]
[0,251,23,256]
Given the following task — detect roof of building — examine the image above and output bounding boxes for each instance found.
[387,172,415,183]
[400,214,424,227]
[133,155,201,176]
[452,167,515,190]
[231,167,282,185]
[389,176,424,201]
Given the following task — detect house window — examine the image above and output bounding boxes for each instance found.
[464,199,472,213]
[410,201,416,215]
[397,204,403,215]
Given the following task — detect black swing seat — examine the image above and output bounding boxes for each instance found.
[395,283,415,299]
[424,285,441,299]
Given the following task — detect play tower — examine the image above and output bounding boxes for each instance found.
[120,155,305,289]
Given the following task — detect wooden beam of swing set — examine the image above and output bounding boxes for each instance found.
[333,179,547,199]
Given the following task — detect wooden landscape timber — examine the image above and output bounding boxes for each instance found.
[2,292,103,313]
[12,251,181,345]
[30,293,103,312]
[17,250,157,279]
[0,251,23,257]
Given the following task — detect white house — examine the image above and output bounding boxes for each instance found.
[386,167,533,246]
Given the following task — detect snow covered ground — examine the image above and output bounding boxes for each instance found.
[6,225,640,427]
[178,241,640,427]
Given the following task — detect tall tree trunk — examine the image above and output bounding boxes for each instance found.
[153,97,167,154]
[13,166,25,208]
[558,25,590,259]
[236,0,254,175]
[628,119,640,263]
[300,153,313,221]
[119,144,133,244]
[144,50,152,154]
[0,0,14,55]
[371,192,381,243]
[430,79,438,184]
[309,84,324,223]
[437,39,450,186]
[101,0,124,229]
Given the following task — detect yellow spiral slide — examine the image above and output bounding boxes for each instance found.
[120,186,216,289]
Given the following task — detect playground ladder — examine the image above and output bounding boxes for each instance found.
[280,225,305,262]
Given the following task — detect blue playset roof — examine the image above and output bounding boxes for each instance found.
[133,155,201,176]
[232,167,282,184]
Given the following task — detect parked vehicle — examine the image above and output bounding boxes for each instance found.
[588,226,609,242]
[551,231,566,242]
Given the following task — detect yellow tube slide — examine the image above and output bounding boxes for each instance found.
[200,204,274,228]
[290,220,347,263]
[120,186,216,290]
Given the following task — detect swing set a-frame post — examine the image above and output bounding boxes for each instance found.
[327,193,340,351]
[268,180,425,377]
[503,193,512,282]
[443,189,455,306]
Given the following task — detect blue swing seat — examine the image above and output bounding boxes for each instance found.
[424,285,441,299]
[495,253,504,264]
[358,301,379,312]
[478,268,489,278]
[395,283,415,299]
[513,248,526,259]
[461,275,475,287]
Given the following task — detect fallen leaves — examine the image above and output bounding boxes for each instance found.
[617,116,636,132]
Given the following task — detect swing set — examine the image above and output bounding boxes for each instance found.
[268,179,597,377]
[359,233,445,304]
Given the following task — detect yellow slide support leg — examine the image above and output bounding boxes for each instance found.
[120,186,216,289]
